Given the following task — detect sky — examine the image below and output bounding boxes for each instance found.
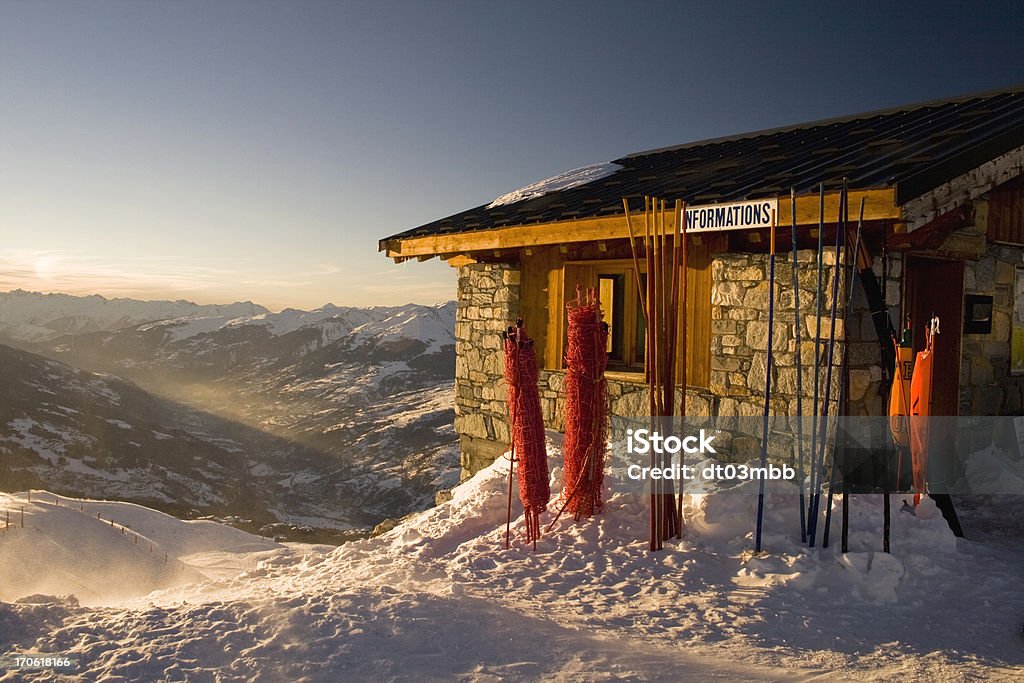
[1,1,1022,311]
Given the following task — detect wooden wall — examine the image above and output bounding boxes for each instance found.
[517,236,723,387]
[987,189,1024,246]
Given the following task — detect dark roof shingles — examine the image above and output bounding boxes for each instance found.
[385,87,1024,244]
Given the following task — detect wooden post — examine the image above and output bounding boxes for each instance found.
[676,200,688,538]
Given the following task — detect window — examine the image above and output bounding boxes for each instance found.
[562,260,647,373]
[595,268,642,370]
[560,243,715,387]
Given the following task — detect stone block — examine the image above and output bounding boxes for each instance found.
[973,256,996,291]
[711,282,746,306]
[726,265,765,281]
[743,282,771,309]
[710,370,730,396]
[712,356,742,372]
[613,390,649,418]
[492,418,510,444]
[711,319,738,335]
[971,355,994,386]
[727,307,760,320]
[683,392,711,417]
[454,413,489,439]
[992,311,1011,342]
[746,320,789,351]
[848,369,871,401]
[995,258,1015,286]
[805,315,844,341]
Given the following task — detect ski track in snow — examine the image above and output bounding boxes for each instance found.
[1,441,1023,681]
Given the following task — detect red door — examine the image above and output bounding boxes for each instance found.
[904,256,963,417]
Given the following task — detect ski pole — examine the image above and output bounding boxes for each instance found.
[808,183,826,533]
[808,185,846,547]
[790,188,807,543]
[824,196,862,550]
[881,227,892,554]
[755,209,777,553]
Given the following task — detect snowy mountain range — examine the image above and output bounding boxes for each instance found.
[0,289,268,343]
[0,291,460,539]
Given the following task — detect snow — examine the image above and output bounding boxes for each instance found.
[129,301,457,351]
[138,313,254,342]
[2,417,83,463]
[488,162,622,208]
[964,444,1024,493]
[0,491,283,606]
[1,440,1022,680]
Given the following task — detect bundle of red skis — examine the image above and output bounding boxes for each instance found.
[559,288,610,519]
[502,320,550,547]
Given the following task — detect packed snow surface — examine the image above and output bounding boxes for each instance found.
[1,439,1022,681]
[487,162,621,208]
[0,492,287,606]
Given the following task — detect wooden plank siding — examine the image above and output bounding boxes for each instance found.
[518,245,561,368]
[681,234,724,388]
[987,189,1024,246]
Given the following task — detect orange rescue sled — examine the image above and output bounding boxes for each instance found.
[908,317,939,501]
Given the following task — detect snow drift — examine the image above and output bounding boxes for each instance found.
[0,438,1022,681]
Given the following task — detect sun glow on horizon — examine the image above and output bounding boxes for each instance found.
[0,249,454,311]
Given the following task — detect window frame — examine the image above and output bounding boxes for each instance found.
[558,248,714,389]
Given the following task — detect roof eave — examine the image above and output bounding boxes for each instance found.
[383,187,899,260]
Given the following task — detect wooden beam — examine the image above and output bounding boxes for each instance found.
[383,188,898,257]
[445,254,477,268]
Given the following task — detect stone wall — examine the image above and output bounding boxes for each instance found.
[449,242,1024,484]
[960,241,1024,415]
[451,248,905,479]
[712,250,838,415]
[846,251,903,417]
[453,262,520,478]
[536,369,712,430]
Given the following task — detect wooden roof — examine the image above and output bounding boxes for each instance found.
[382,86,1024,258]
